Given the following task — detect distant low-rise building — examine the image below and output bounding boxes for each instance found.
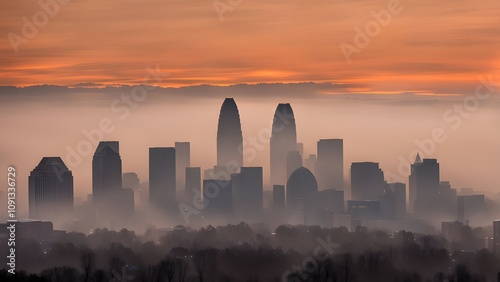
[0,220,53,241]
[458,195,485,226]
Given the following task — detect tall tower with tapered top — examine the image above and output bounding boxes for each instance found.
[270,103,297,186]
[217,98,243,173]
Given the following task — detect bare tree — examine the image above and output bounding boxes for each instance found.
[80,250,96,282]
[41,266,79,282]
[93,269,106,282]
[338,253,355,282]
[138,264,163,282]
[175,257,190,282]
[109,255,125,281]
[161,255,176,282]
[193,249,218,282]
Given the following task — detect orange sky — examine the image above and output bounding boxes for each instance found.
[1,0,500,94]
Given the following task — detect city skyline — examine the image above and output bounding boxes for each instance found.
[5,96,497,229]
[1,93,499,216]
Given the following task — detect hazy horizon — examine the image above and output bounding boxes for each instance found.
[1,83,499,216]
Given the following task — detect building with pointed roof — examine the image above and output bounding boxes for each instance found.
[217,98,243,174]
[270,103,297,186]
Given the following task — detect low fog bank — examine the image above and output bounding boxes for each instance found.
[1,223,499,281]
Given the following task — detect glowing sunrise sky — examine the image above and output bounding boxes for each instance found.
[1,0,499,93]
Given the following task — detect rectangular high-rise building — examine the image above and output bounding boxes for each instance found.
[203,179,232,218]
[92,141,122,202]
[304,154,317,173]
[115,188,135,217]
[316,139,343,190]
[437,181,457,221]
[185,167,201,200]
[286,151,302,181]
[379,190,396,219]
[350,162,385,201]
[389,182,406,218]
[458,195,485,226]
[231,167,263,221]
[409,157,440,214]
[175,142,190,191]
[149,147,176,211]
[316,189,344,214]
[297,142,304,157]
[29,157,74,221]
[273,185,285,213]
[123,172,140,190]
[493,220,500,253]
[122,172,140,209]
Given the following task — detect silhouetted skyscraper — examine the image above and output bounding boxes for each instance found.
[29,157,73,220]
[351,162,385,201]
[286,167,318,214]
[217,98,243,173]
[316,189,344,214]
[379,186,397,219]
[185,167,201,200]
[115,188,134,217]
[494,220,500,253]
[297,142,304,157]
[231,167,263,221]
[304,154,317,173]
[123,172,140,190]
[389,182,406,218]
[270,103,297,186]
[458,195,485,226]
[204,179,232,219]
[149,147,176,211]
[122,172,140,210]
[409,153,422,212]
[437,181,458,221]
[92,141,122,204]
[316,139,343,190]
[175,142,190,191]
[409,156,440,214]
[286,151,303,181]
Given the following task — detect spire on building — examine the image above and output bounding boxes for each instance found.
[414,152,423,164]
